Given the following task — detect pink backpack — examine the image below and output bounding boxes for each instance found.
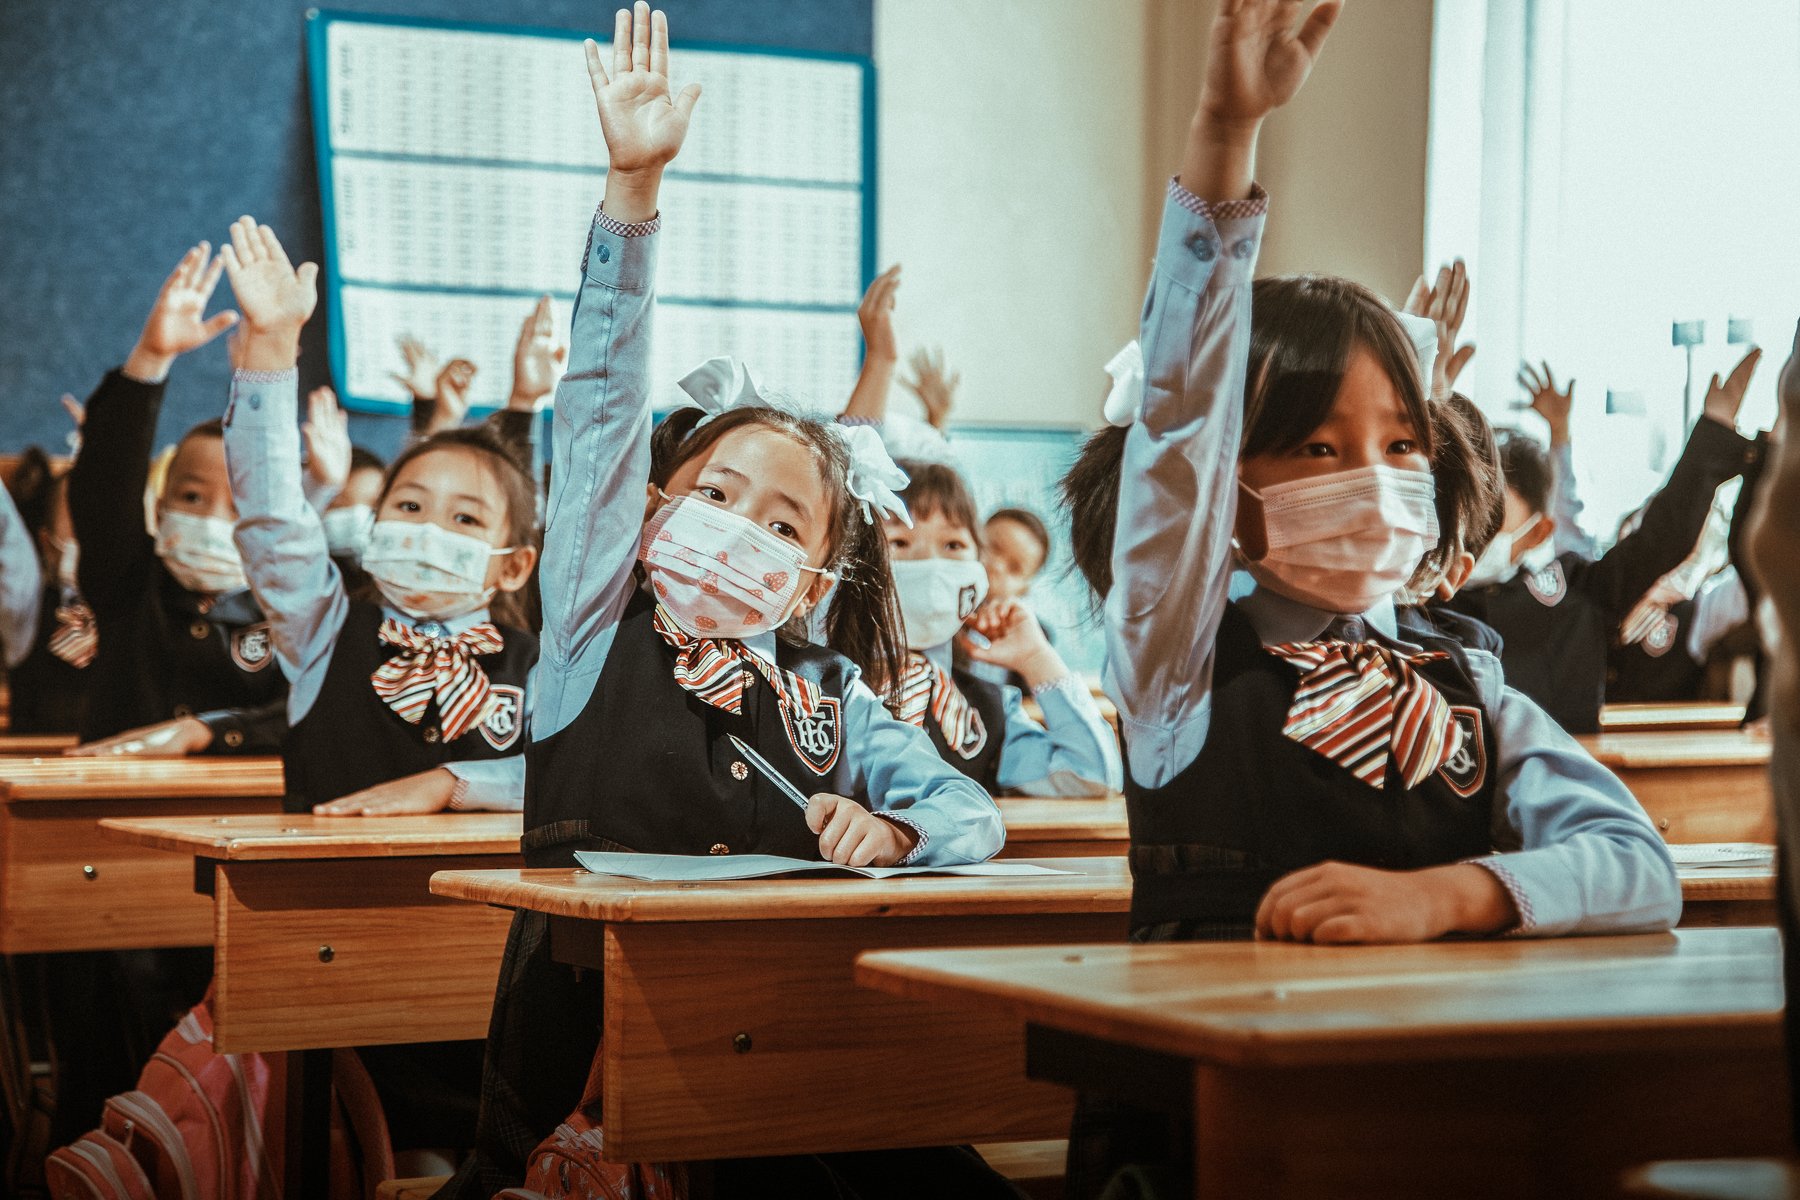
[44,990,393,1200]
[494,1053,685,1200]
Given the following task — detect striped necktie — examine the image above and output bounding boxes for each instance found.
[370,618,504,742]
[651,604,824,721]
[48,600,97,668]
[1267,623,1456,790]
[892,651,988,760]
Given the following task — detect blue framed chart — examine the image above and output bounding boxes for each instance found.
[305,10,875,415]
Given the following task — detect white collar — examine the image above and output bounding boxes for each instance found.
[1230,571,1399,645]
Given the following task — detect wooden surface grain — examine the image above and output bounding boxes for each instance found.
[0,734,79,755]
[1578,730,1771,769]
[0,756,285,802]
[1599,703,1748,734]
[100,812,522,859]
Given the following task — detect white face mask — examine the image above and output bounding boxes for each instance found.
[638,497,825,639]
[1465,514,1554,589]
[892,558,989,650]
[1239,465,1439,613]
[155,511,247,595]
[321,504,375,562]
[362,519,513,622]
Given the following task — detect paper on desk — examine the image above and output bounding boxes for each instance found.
[574,851,1072,882]
[1666,842,1776,868]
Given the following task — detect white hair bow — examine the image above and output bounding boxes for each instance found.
[677,355,774,424]
[1102,340,1145,428]
[836,423,912,527]
[1391,310,1438,396]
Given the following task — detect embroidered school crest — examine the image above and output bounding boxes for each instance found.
[1525,559,1567,607]
[478,684,525,751]
[231,624,275,672]
[1438,705,1487,797]
[951,707,989,761]
[1642,612,1679,658]
[783,695,841,775]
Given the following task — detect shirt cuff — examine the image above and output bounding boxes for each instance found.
[877,811,930,866]
[1466,856,1536,936]
[837,415,883,428]
[446,773,473,812]
[233,368,300,385]
[593,202,662,238]
[1030,674,1088,703]
[1167,177,1270,222]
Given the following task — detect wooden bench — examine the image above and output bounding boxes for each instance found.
[1576,730,1772,843]
[858,927,1788,1200]
[1601,703,1749,734]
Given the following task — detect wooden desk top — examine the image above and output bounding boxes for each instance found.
[98,812,521,859]
[856,926,1783,1069]
[0,733,79,755]
[430,857,1133,923]
[0,756,284,803]
[1577,730,1771,769]
[996,796,1127,841]
[1600,703,1747,733]
[1677,865,1775,903]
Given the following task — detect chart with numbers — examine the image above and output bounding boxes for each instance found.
[306,11,873,415]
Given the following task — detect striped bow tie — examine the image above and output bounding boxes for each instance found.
[1267,638,1456,790]
[49,601,98,669]
[651,604,825,721]
[892,652,988,760]
[370,618,503,742]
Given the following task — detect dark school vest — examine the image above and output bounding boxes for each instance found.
[80,566,287,742]
[282,602,537,812]
[1123,603,1500,937]
[1442,553,1605,733]
[7,586,93,734]
[921,665,1008,792]
[1605,599,1707,704]
[1397,603,1504,657]
[524,591,859,869]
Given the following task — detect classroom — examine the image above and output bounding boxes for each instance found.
[1,0,1797,1196]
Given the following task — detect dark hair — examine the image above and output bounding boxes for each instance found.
[1063,274,1471,600]
[6,447,59,540]
[987,507,1051,563]
[650,407,908,697]
[349,446,387,475]
[1437,394,1505,560]
[181,417,225,444]
[1495,429,1553,516]
[894,459,983,549]
[372,425,542,630]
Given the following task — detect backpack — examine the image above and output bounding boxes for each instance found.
[493,1052,686,1200]
[45,990,394,1199]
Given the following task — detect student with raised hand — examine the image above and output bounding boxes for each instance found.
[840,263,956,461]
[1517,359,1598,559]
[444,8,1006,1194]
[64,242,291,756]
[1444,351,1761,732]
[884,459,1119,796]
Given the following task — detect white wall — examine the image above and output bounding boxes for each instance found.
[872,0,1156,428]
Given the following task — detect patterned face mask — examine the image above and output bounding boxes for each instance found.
[362,519,513,622]
[155,511,247,595]
[638,496,826,639]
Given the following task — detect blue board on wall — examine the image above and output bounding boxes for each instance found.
[305,10,876,417]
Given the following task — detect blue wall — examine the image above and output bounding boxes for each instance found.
[0,0,872,457]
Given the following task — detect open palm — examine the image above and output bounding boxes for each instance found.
[1200,0,1342,125]
[585,4,701,175]
[137,243,238,359]
[220,216,318,336]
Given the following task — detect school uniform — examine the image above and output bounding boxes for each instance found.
[1730,432,1773,722]
[0,483,42,673]
[1605,567,1749,704]
[1071,179,1681,1200]
[65,369,288,747]
[1441,417,1758,733]
[443,209,1008,1199]
[895,640,1120,795]
[6,583,95,734]
[1397,603,1504,656]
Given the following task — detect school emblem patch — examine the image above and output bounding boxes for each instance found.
[230,624,275,672]
[478,684,525,751]
[783,696,842,775]
[1643,611,1679,658]
[1525,559,1567,607]
[952,708,990,761]
[1439,705,1487,797]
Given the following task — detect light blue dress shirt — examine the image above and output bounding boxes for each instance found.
[0,485,42,670]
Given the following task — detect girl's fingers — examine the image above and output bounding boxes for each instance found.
[197,253,226,301]
[632,2,651,73]
[200,311,240,341]
[673,82,702,122]
[584,38,609,90]
[229,216,257,265]
[650,7,669,78]
[218,244,241,279]
[612,9,631,80]
[258,224,290,269]
[1311,914,1372,944]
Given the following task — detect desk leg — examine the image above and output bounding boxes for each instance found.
[284,1047,331,1197]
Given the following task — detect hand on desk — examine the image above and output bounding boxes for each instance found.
[1255,861,1516,944]
[314,766,458,816]
[806,794,918,867]
[67,716,213,758]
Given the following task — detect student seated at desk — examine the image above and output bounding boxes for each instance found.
[1060,2,1679,1192]
[63,243,291,757]
[441,9,1006,1195]
[4,448,98,733]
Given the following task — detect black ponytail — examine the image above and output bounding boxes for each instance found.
[1060,424,1128,600]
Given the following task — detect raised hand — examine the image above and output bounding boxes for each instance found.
[509,294,567,410]
[219,216,319,372]
[1703,346,1762,430]
[1518,360,1575,447]
[391,335,441,400]
[962,600,1066,687]
[430,358,478,432]
[1404,260,1474,401]
[858,265,902,365]
[902,347,960,431]
[125,242,240,383]
[302,386,352,497]
[585,3,702,222]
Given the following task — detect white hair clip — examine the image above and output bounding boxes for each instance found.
[1391,310,1438,397]
[1103,340,1145,428]
[836,423,911,527]
[677,355,778,424]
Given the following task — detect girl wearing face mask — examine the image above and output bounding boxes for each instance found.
[63,242,293,761]
[438,13,1007,1196]
[883,460,1119,797]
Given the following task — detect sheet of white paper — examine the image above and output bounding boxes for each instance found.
[573,851,1072,882]
[1666,842,1776,868]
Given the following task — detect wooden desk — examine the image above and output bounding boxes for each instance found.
[1578,730,1773,843]
[996,796,1126,858]
[0,758,285,953]
[429,859,1133,1161]
[0,734,78,756]
[1601,703,1748,734]
[857,927,1790,1199]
